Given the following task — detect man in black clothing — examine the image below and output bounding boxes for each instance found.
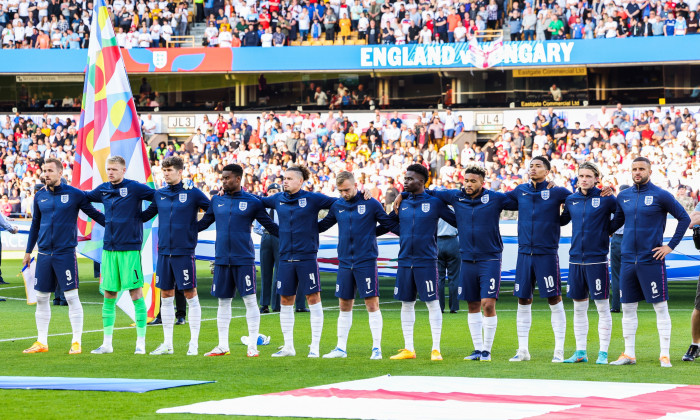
[366,121,381,149]
[408,20,421,43]
[553,119,568,142]
[630,17,644,36]
[243,25,261,46]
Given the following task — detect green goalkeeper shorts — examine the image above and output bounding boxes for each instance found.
[101,250,144,292]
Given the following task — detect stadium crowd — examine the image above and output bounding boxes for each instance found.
[1,104,700,219]
[1,0,699,49]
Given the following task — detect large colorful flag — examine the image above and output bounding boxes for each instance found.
[72,0,159,320]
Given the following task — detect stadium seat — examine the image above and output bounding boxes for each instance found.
[334,39,344,46]
[301,41,311,46]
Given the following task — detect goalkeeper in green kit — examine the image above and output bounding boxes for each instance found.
[86,156,155,355]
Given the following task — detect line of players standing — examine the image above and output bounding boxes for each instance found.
[22,155,693,367]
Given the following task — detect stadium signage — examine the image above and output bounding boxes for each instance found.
[166,116,196,135]
[501,42,574,65]
[513,67,586,77]
[16,75,85,82]
[360,45,462,67]
[1,37,698,74]
[520,100,583,107]
[474,112,504,131]
[359,41,574,69]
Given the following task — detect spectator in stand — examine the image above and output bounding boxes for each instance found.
[323,7,337,40]
[242,23,260,46]
[687,11,698,33]
[454,19,467,42]
[11,0,700,49]
[219,27,233,47]
[664,12,676,36]
[298,7,310,40]
[357,11,369,40]
[260,26,272,47]
[548,14,565,39]
[550,84,563,101]
[486,0,499,30]
[675,13,688,35]
[508,8,522,40]
[138,25,151,47]
[536,11,547,40]
[434,9,448,42]
[339,14,351,42]
[446,8,460,42]
[571,16,584,39]
[367,19,380,44]
[0,195,11,217]
[35,28,50,48]
[272,26,285,46]
[311,18,322,40]
[50,26,61,48]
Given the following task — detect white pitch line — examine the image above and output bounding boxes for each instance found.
[0,301,375,342]
[1,298,690,343]
[0,312,281,343]
[0,280,100,291]
[0,296,106,305]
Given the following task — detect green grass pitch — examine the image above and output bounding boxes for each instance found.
[1,259,699,419]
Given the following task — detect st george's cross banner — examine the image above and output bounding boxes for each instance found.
[71,0,159,320]
[159,375,700,419]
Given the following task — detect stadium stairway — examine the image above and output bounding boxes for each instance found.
[191,23,207,46]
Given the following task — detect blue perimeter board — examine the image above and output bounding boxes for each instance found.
[0,376,215,393]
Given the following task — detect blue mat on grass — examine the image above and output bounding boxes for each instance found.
[0,376,215,393]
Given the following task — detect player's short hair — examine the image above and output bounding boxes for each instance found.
[633,156,651,167]
[578,162,601,178]
[222,163,243,177]
[336,171,355,186]
[286,164,310,181]
[406,163,429,184]
[106,155,126,167]
[43,157,62,171]
[161,156,184,171]
[531,156,551,171]
[464,165,486,179]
